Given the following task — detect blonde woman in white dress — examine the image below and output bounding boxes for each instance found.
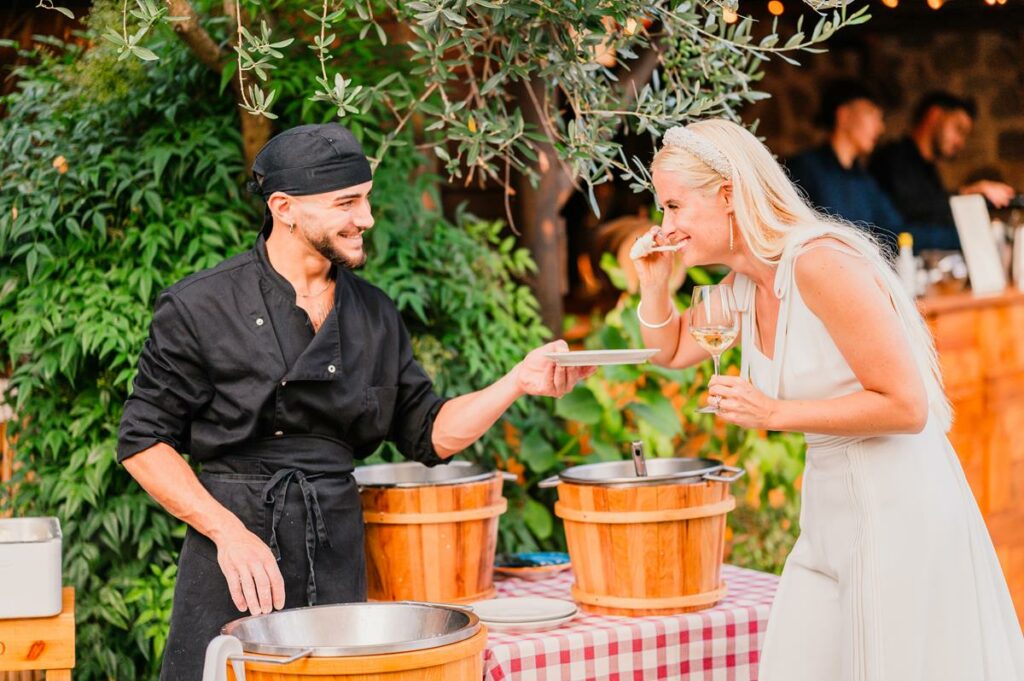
[633,119,1024,681]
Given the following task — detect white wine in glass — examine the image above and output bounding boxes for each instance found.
[690,326,739,354]
[688,285,739,414]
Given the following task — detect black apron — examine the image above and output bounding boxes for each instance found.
[159,436,366,681]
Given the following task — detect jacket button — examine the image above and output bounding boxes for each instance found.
[327,365,336,374]
[280,380,287,387]
[274,430,284,436]
[256,317,264,326]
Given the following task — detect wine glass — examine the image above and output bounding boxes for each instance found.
[688,285,739,414]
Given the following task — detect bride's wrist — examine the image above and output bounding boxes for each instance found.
[765,399,786,431]
[637,299,675,329]
[637,281,669,303]
[637,276,668,292]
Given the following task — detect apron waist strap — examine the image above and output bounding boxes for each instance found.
[204,435,355,476]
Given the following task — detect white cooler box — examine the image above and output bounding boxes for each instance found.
[0,517,62,618]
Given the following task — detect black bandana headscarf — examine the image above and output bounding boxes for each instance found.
[247,123,373,237]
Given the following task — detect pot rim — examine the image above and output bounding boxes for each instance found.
[353,461,500,488]
[221,601,482,657]
[555,457,728,487]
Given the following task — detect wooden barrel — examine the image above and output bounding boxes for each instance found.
[360,472,506,603]
[555,478,734,616]
[225,626,487,680]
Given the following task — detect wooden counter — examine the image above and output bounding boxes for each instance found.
[920,288,1024,623]
[0,588,74,680]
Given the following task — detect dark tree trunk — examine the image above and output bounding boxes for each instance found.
[168,0,272,170]
[516,78,575,336]
[513,48,661,335]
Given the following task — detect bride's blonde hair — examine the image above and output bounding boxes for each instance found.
[652,118,952,431]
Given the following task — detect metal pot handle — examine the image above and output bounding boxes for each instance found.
[203,635,244,681]
[703,465,745,483]
[537,474,561,489]
[500,471,518,482]
[230,647,314,666]
[443,603,475,614]
[203,635,313,681]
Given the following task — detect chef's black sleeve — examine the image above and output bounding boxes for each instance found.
[117,291,214,462]
[388,318,450,467]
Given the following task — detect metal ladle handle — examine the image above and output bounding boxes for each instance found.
[631,441,648,477]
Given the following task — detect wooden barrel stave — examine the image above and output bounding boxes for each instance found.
[361,475,503,603]
[557,479,733,616]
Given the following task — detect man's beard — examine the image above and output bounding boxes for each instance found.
[307,229,366,270]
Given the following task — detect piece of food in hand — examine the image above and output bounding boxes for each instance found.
[630,232,685,260]
[630,232,657,260]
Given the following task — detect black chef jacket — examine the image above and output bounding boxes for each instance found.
[117,234,448,467]
[869,137,961,251]
[119,234,455,681]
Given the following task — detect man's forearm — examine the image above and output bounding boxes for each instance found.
[431,368,525,458]
[122,442,245,542]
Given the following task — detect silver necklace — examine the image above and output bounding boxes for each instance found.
[296,279,334,299]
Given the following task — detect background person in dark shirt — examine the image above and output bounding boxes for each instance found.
[870,91,1016,251]
[786,79,903,252]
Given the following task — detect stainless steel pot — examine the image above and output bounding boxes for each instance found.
[538,457,744,488]
[223,601,480,656]
[354,461,516,488]
[203,601,481,681]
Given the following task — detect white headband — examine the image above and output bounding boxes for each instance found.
[662,125,732,180]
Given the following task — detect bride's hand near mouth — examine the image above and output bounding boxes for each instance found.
[632,226,676,290]
[633,225,684,367]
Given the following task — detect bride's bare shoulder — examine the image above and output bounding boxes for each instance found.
[793,239,880,312]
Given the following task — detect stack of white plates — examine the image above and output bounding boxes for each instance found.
[470,597,579,632]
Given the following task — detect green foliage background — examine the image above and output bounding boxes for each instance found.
[2,6,803,679]
[0,30,555,680]
[1,36,246,678]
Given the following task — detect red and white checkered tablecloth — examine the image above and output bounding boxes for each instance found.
[484,564,779,681]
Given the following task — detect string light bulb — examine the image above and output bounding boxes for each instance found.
[768,0,785,14]
[723,7,739,22]
[927,0,942,9]
[881,0,898,7]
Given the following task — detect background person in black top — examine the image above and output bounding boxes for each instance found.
[117,123,597,680]
[869,91,1016,251]
[786,80,903,253]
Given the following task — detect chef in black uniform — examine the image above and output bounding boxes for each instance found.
[117,123,595,680]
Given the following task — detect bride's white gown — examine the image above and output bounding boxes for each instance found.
[732,234,1024,681]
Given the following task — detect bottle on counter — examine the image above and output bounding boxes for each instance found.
[897,232,917,299]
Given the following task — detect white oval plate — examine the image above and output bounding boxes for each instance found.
[544,349,659,367]
[482,611,579,633]
[470,596,578,623]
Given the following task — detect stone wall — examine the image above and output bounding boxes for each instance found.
[743,27,1024,191]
